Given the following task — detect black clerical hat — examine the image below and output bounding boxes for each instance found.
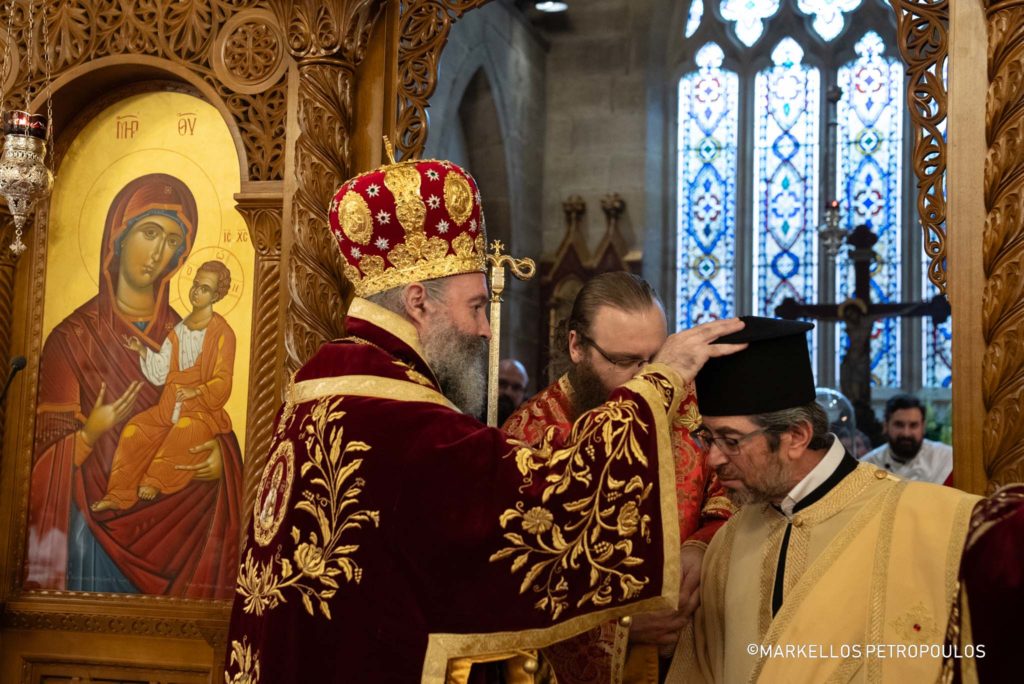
[695,316,815,416]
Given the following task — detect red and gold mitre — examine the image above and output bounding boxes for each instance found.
[328,157,487,297]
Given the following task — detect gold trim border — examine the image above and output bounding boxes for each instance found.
[289,375,456,411]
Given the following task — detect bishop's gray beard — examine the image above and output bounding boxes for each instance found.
[421,319,487,417]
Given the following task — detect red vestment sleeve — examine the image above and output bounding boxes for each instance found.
[227,365,688,683]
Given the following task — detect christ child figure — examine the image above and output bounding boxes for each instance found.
[92,260,237,512]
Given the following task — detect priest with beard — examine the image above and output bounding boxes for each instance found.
[224,157,749,683]
[668,318,980,683]
[503,272,733,684]
[862,393,953,484]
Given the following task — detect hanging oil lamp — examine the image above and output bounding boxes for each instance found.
[0,109,52,255]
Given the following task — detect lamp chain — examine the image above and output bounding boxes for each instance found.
[23,0,33,113]
[0,0,17,125]
[41,0,51,161]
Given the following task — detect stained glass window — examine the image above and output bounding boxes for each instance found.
[720,0,780,47]
[835,31,904,387]
[677,43,739,327]
[686,0,703,38]
[675,2,938,394]
[797,0,863,42]
[753,39,820,331]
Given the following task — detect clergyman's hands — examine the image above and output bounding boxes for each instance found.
[653,318,747,383]
[629,608,690,656]
[678,543,705,620]
[82,381,143,446]
[178,439,224,481]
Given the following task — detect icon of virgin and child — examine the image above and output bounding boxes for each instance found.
[26,173,244,599]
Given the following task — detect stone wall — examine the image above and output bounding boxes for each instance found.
[426,0,548,387]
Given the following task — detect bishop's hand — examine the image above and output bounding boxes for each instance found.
[653,318,747,383]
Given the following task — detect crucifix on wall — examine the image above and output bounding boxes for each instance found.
[775,223,950,444]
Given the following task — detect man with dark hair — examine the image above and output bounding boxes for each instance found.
[504,271,732,683]
[497,358,529,425]
[862,393,952,483]
[671,318,980,684]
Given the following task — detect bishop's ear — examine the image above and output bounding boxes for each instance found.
[402,282,430,326]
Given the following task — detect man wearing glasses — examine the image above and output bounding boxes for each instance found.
[504,271,732,683]
[670,317,980,684]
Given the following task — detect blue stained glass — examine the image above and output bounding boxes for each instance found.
[686,0,703,38]
[720,0,780,47]
[924,57,952,388]
[836,31,904,387]
[797,0,863,42]
[677,43,738,329]
[754,38,820,361]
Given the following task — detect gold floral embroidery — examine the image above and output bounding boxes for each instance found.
[452,232,476,257]
[388,233,450,269]
[343,233,486,297]
[236,396,380,619]
[673,400,702,433]
[384,164,426,235]
[225,637,260,684]
[393,359,434,387]
[360,253,386,278]
[634,370,675,411]
[275,375,300,438]
[491,398,654,620]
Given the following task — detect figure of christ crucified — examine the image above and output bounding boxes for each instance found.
[775,224,949,445]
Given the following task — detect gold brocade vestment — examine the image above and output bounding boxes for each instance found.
[671,464,979,683]
[504,375,733,683]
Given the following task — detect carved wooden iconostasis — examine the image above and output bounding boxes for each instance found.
[0,0,1012,681]
[0,1,490,681]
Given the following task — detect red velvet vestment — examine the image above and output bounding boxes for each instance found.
[943,484,1024,683]
[225,299,690,683]
[503,376,732,683]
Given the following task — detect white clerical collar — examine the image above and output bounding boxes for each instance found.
[779,435,845,517]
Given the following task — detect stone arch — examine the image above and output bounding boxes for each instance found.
[425,5,546,381]
[457,67,512,252]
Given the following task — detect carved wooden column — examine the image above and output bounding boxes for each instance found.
[272,0,386,370]
[235,184,284,527]
[394,0,493,159]
[982,0,1024,491]
[888,0,950,297]
[273,0,493,369]
[0,215,18,459]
